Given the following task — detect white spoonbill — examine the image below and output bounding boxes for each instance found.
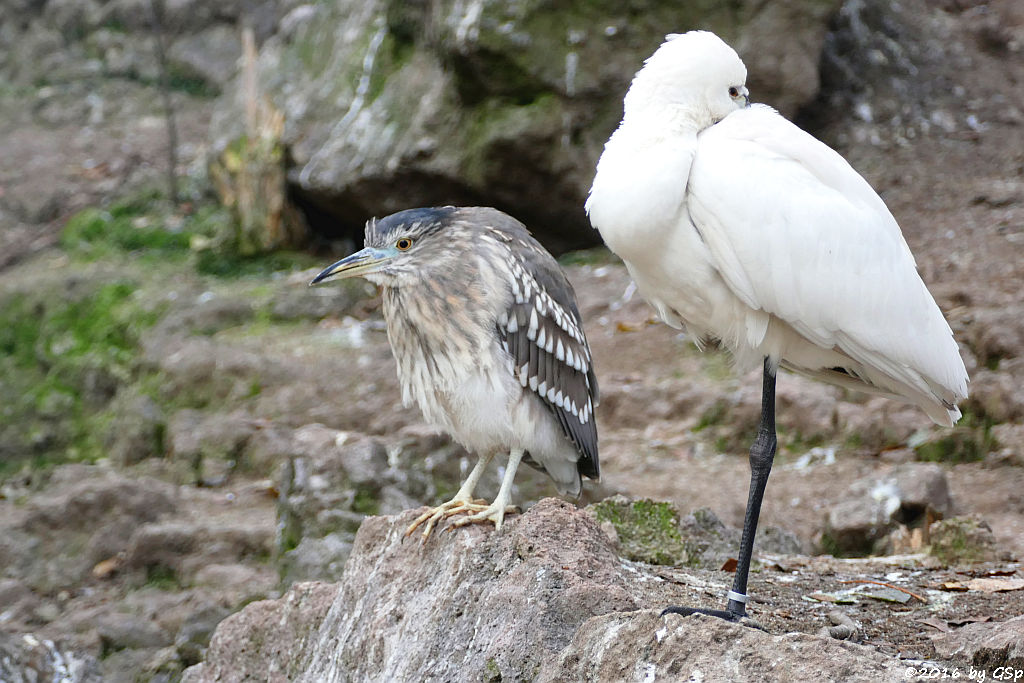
[586,30,968,621]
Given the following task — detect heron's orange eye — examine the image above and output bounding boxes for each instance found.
[395,238,413,251]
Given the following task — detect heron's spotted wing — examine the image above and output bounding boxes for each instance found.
[495,245,599,481]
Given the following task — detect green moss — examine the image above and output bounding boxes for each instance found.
[193,249,318,279]
[134,362,264,415]
[0,279,160,472]
[590,496,687,566]
[102,18,127,33]
[367,32,414,103]
[780,429,825,455]
[62,194,193,260]
[145,564,182,591]
[694,399,729,432]
[62,208,184,256]
[278,514,303,556]
[61,188,236,268]
[164,62,220,98]
[460,94,561,185]
[928,516,997,565]
[484,657,502,683]
[913,426,988,463]
[556,247,617,267]
[819,532,842,558]
[351,487,380,516]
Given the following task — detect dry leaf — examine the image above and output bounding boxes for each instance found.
[964,577,1024,593]
[806,592,857,604]
[947,616,991,627]
[938,581,969,591]
[720,557,738,572]
[917,617,952,633]
[91,556,123,579]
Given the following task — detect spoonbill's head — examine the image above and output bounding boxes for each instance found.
[623,31,749,129]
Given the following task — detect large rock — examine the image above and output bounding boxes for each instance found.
[543,610,908,682]
[927,514,1002,565]
[0,467,178,592]
[821,463,953,555]
[210,0,841,251]
[123,520,274,586]
[276,424,449,584]
[186,499,907,682]
[0,0,282,92]
[181,582,337,683]
[275,424,594,584]
[930,614,1024,669]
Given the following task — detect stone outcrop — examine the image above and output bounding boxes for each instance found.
[821,462,953,555]
[931,614,1024,669]
[209,0,841,251]
[185,499,910,682]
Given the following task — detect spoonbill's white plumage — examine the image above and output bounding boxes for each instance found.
[587,30,968,621]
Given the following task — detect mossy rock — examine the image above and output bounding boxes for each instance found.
[589,495,687,566]
[221,0,841,253]
[912,426,989,463]
[928,515,1000,565]
[0,277,158,472]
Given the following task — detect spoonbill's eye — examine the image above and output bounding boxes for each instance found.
[728,87,739,97]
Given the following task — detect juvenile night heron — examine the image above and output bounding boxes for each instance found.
[587,31,968,620]
[311,206,599,538]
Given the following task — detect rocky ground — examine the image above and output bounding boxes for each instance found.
[182,501,1024,683]
[2,0,1024,680]
[2,251,1024,681]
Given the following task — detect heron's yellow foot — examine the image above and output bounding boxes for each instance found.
[405,498,490,540]
[447,501,519,531]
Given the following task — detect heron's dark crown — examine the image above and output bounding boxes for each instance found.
[366,206,459,246]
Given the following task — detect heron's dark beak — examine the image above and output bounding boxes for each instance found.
[309,247,390,285]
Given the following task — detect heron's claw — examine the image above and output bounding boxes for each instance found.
[405,498,490,540]
[447,502,519,531]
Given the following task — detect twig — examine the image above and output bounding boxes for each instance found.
[838,579,927,603]
[148,0,179,204]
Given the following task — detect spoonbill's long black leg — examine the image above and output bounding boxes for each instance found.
[663,358,776,622]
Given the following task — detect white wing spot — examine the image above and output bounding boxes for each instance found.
[527,308,539,340]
